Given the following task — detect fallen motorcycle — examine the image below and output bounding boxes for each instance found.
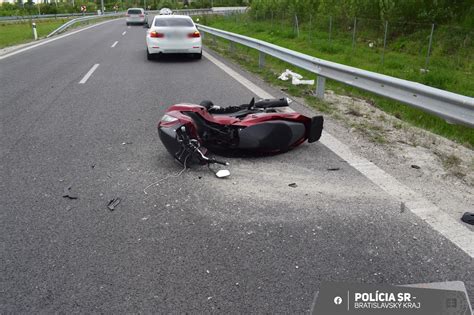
[158,97,323,173]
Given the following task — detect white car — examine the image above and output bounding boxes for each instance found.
[126,8,147,25]
[159,8,173,15]
[146,15,202,60]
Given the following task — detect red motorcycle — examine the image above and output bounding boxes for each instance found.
[158,98,323,167]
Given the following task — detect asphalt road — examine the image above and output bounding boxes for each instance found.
[1,18,473,312]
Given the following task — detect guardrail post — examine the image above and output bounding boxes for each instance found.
[352,17,357,50]
[315,76,326,99]
[294,14,300,37]
[381,20,388,65]
[32,22,38,40]
[425,23,435,70]
[328,16,332,44]
[259,51,266,68]
[229,41,235,54]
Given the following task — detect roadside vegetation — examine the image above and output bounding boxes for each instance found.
[198,0,473,147]
[0,16,117,48]
[0,19,67,48]
[0,0,247,16]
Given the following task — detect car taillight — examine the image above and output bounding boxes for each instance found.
[139,14,144,17]
[126,14,130,17]
[188,31,200,38]
[150,31,164,38]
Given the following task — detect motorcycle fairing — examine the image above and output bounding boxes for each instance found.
[238,120,306,151]
[158,102,324,160]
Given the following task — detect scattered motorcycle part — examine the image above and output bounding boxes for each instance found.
[215,169,231,178]
[143,155,189,195]
[461,212,474,225]
[62,184,78,200]
[107,197,121,211]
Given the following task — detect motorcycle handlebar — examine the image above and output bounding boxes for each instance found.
[208,158,229,166]
[254,98,289,109]
[188,141,229,166]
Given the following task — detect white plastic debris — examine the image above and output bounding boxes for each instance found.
[292,77,315,85]
[278,69,314,85]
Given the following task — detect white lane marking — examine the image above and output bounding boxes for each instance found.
[79,64,99,84]
[203,51,273,99]
[0,19,120,61]
[111,41,118,48]
[122,31,127,35]
[202,50,474,258]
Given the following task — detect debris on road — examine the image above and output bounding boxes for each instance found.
[62,184,78,200]
[461,212,474,225]
[278,69,314,85]
[411,164,421,169]
[400,202,406,213]
[288,183,298,188]
[122,142,133,145]
[107,197,121,211]
[327,167,340,171]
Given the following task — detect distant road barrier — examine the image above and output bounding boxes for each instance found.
[44,7,248,39]
[197,24,474,127]
[0,12,98,21]
[1,7,248,22]
[46,13,123,38]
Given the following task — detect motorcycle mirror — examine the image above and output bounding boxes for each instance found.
[215,169,230,178]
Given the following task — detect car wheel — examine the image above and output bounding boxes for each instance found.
[194,52,202,60]
[147,49,153,61]
[126,22,129,26]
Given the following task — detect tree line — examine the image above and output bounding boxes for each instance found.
[250,0,473,27]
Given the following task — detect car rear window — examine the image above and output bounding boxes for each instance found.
[127,9,142,14]
[154,18,193,27]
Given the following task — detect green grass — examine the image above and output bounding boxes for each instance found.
[0,16,117,48]
[200,15,474,147]
[0,19,69,48]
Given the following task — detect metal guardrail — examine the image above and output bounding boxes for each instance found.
[0,7,248,22]
[46,12,123,38]
[0,12,97,21]
[44,7,247,39]
[197,24,474,127]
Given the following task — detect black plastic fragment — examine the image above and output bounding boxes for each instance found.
[411,165,421,169]
[107,198,121,211]
[288,183,298,188]
[461,212,474,225]
[327,167,340,171]
[62,184,78,200]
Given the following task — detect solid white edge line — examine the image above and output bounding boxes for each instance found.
[79,63,99,84]
[202,50,474,258]
[122,31,126,35]
[0,19,120,61]
[111,41,118,48]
